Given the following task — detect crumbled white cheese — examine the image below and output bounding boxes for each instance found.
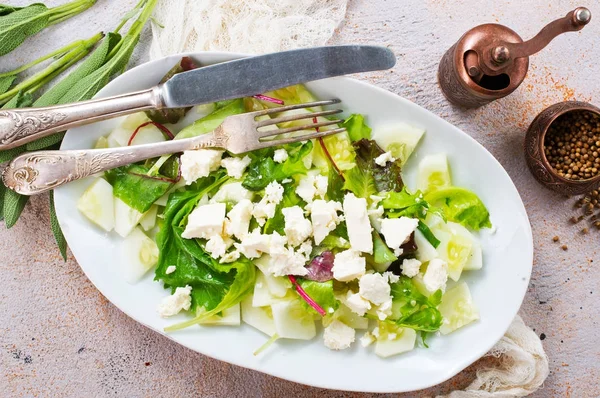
[380,217,419,253]
[376,298,393,321]
[221,155,251,179]
[401,258,422,278]
[281,178,293,184]
[297,240,313,259]
[282,206,313,247]
[225,199,254,240]
[273,148,289,163]
[165,265,176,275]
[332,249,366,282]
[252,201,276,226]
[220,250,241,263]
[311,199,342,244]
[323,320,355,350]
[372,326,380,338]
[264,181,284,204]
[343,193,373,254]
[181,203,226,239]
[234,228,271,259]
[295,173,328,203]
[360,331,376,347]
[267,233,308,276]
[180,149,223,185]
[423,258,448,292]
[205,234,228,259]
[368,205,384,233]
[374,151,396,167]
[157,285,192,317]
[359,273,391,306]
[383,271,400,284]
[344,290,371,316]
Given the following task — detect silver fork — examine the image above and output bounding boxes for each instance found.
[2,100,345,196]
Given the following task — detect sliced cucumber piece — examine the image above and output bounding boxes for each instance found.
[200,304,240,326]
[121,227,159,283]
[335,303,369,330]
[464,236,483,271]
[129,123,165,146]
[114,197,144,238]
[210,181,254,204]
[94,136,108,149]
[414,229,438,263]
[372,123,425,165]
[254,256,292,297]
[241,295,276,336]
[374,324,417,358]
[271,299,316,340]
[139,205,158,232]
[108,113,150,147]
[252,272,278,307]
[434,224,473,281]
[417,153,451,193]
[77,179,115,232]
[439,282,479,335]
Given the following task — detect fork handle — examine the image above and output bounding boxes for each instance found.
[2,133,219,196]
[0,87,163,150]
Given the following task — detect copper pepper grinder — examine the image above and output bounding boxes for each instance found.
[438,7,592,108]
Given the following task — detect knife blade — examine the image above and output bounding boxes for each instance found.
[160,45,396,108]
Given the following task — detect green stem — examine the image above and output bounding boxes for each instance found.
[0,39,85,78]
[47,0,96,26]
[114,0,147,33]
[0,33,103,105]
[253,334,280,356]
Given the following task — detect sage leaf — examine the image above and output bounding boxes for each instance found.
[3,188,28,228]
[49,191,68,261]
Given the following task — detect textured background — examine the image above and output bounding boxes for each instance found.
[1,0,599,396]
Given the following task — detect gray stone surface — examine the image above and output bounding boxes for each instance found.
[1,0,599,396]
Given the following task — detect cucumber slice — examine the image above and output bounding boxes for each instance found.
[241,295,276,336]
[439,282,479,335]
[464,237,483,271]
[252,272,279,307]
[435,224,473,281]
[121,227,159,283]
[94,136,108,149]
[114,197,144,238]
[129,124,165,146]
[108,113,151,147]
[254,256,292,297]
[374,325,417,358]
[200,304,240,326]
[210,181,254,204]
[417,153,451,192]
[139,205,158,232]
[271,299,316,340]
[372,123,425,165]
[77,179,115,232]
[335,304,369,330]
[414,229,438,263]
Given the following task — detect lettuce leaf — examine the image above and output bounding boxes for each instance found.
[176,98,245,139]
[354,139,404,193]
[264,182,302,235]
[297,279,339,315]
[424,187,491,230]
[389,276,443,332]
[343,114,372,142]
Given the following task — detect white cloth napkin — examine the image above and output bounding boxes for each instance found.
[149,2,548,395]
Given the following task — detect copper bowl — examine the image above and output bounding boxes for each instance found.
[525,101,600,196]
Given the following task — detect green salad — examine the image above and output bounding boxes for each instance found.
[77,59,491,357]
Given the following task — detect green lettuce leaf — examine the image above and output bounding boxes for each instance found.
[105,164,173,213]
[264,182,302,235]
[389,276,443,332]
[326,165,345,202]
[297,279,339,315]
[354,139,403,193]
[343,114,372,142]
[176,98,245,139]
[424,187,491,230]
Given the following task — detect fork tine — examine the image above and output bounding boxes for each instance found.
[259,119,343,138]
[257,109,343,128]
[253,99,341,117]
[258,128,347,147]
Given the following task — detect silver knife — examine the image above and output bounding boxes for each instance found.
[0,46,395,150]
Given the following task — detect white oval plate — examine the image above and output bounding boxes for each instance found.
[55,52,533,393]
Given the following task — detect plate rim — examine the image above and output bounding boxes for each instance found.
[55,51,533,393]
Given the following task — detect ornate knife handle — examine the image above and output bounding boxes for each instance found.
[0,87,163,150]
[2,134,217,196]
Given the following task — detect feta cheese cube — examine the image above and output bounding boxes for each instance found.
[234,228,271,259]
[359,273,391,305]
[181,203,226,239]
[323,320,355,350]
[360,331,376,347]
[180,149,223,185]
[344,291,371,316]
[401,258,422,278]
[267,233,308,276]
[374,151,396,167]
[221,155,251,179]
[252,201,276,226]
[264,181,284,204]
[310,199,342,245]
[343,193,373,254]
[225,199,254,240]
[297,240,313,258]
[380,217,419,252]
[157,285,192,317]
[423,258,448,293]
[282,206,313,247]
[295,173,328,203]
[273,148,288,163]
[332,249,366,281]
[376,298,393,320]
[383,271,400,284]
[205,234,228,259]
[314,174,328,198]
[165,265,176,275]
